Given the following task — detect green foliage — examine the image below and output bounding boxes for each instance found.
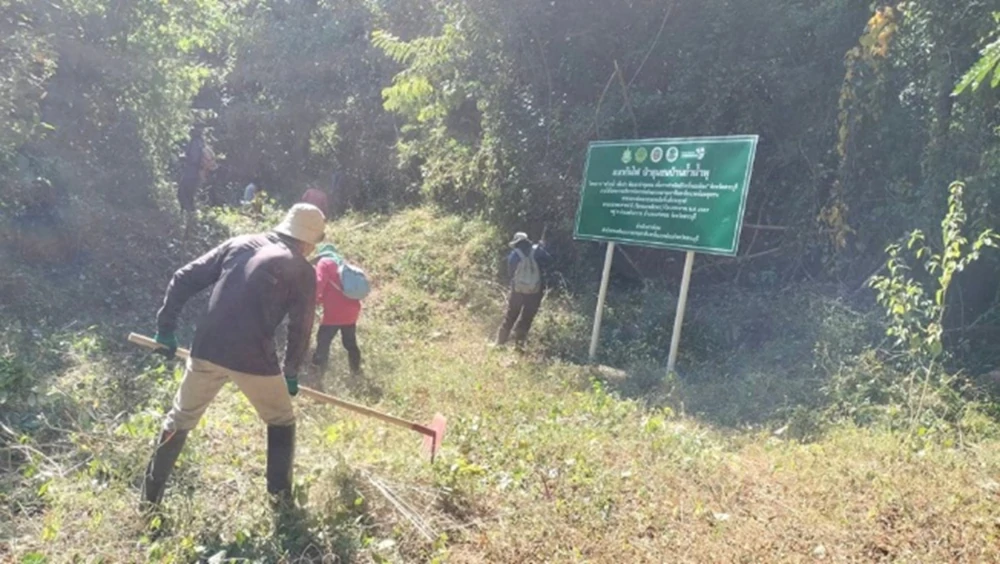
[217,0,408,211]
[871,182,998,365]
[373,26,466,120]
[0,0,241,249]
[954,14,1000,94]
[0,352,30,409]
[0,0,56,159]
[861,182,999,431]
[955,38,1000,94]
[818,0,1000,293]
[370,0,877,259]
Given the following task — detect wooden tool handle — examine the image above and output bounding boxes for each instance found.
[298,387,434,437]
[127,332,435,438]
[129,333,191,359]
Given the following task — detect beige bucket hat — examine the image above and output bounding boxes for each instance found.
[508,231,530,247]
[274,203,326,244]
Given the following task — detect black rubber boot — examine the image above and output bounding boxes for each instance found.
[266,424,296,503]
[141,429,189,507]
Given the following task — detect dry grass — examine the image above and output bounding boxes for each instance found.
[3,208,1000,562]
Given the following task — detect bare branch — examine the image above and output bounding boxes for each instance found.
[628,1,677,88]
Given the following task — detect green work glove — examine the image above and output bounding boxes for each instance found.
[153,332,178,359]
[285,373,299,397]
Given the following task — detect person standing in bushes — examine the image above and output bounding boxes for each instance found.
[312,243,366,378]
[242,182,266,216]
[242,182,260,207]
[495,231,553,349]
[300,186,330,219]
[177,126,215,214]
[141,203,326,509]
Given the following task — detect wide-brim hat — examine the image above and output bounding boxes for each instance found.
[508,231,530,247]
[274,203,326,244]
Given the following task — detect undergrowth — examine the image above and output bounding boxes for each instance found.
[3,204,1000,562]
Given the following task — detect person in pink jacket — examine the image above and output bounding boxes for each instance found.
[312,243,362,376]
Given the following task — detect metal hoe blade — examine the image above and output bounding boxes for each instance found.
[423,413,448,462]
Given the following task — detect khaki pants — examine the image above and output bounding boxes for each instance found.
[163,357,295,431]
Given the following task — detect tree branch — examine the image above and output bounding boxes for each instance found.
[628,1,676,88]
[594,69,617,138]
[615,60,639,137]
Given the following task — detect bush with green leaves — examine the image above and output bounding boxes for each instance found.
[866,181,998,427]
[0,352,30,411]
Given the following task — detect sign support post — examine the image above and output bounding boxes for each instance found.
[588,242,616,361]
[666,250,695,374]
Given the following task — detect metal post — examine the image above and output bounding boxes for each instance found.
[588,242,616,361]
[666,251,696,374]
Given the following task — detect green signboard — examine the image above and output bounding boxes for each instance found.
[574,135,759,256]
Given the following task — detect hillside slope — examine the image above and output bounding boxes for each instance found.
[3,208,1000,563]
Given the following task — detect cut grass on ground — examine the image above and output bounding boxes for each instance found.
[4,208,1000,563]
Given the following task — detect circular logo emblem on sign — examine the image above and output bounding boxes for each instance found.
[665,146,680,163]
[635,147,648,164]
[650,147,663,163]
[621,148,633,164]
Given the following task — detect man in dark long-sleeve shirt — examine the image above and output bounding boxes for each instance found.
[156,233,316,377]
[141,203,326,509]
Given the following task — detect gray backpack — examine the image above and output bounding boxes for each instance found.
[512,248,541,294]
